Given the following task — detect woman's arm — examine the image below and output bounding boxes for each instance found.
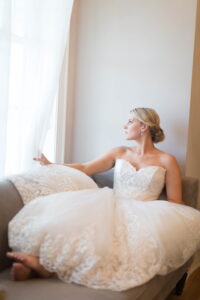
[163,154,183,204]
[33,147,126,176]
[33,154,85,172]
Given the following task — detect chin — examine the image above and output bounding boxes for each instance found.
[125,136,132,140]
[126,136,136,141]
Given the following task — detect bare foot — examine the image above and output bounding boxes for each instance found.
[7,252,53,279]
[11,262,33,281]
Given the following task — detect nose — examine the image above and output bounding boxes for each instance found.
[123,124,127,129]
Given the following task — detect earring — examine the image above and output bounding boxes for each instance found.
[140,131,143,136]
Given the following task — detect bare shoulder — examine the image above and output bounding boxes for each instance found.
[159,151,180,171]
[107,146,129,158]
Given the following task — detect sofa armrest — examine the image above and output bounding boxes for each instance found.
[0,179,23,271]
[159,176,199,208]
[181,176,199,208]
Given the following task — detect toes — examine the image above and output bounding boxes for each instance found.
[7,252,26,263]
[11,263,19,281]
[6,252,14,258]
[7,251,18,258]
[16,255,25,262]
[11,262,32,281]
[7,252,39,271]
[10,266,15,280]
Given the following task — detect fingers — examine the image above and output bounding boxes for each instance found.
[33,158,43,165]
[33,153,45,162]
[6,252,13,258]
[33,153,51,165]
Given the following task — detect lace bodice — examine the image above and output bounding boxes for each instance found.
[113,159,166,201]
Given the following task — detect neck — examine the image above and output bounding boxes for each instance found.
[134,136,155,156]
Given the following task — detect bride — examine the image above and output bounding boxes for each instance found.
[7,107,200,291]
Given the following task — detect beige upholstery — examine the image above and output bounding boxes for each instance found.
[0,170,199,300]
[0,180,23,271]
[0,258,193,300]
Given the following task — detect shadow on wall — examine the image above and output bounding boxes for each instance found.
[162,121,187,174]
[173,123,186,146]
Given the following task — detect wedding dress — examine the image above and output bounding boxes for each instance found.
[8,159,200,291]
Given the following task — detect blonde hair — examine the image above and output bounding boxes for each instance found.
[130,107,165,143]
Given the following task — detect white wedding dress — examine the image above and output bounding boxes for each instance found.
[8,159,200,291]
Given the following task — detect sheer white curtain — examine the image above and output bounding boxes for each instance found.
[0,0,74,177]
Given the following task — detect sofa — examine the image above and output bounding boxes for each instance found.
[0,168,199,300]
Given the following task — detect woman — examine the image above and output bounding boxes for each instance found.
[7,107,200,291]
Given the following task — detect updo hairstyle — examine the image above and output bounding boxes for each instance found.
[130,107,165,143]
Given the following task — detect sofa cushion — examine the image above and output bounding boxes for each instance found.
[0,258,192,300]
[0,180,23,271]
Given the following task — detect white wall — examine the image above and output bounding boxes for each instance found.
[67,0,197,173]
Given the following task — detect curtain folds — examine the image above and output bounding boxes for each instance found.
[0,0,74,177]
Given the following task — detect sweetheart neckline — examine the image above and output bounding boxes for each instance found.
[116,158,166,172]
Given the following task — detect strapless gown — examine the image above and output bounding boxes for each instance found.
[8,159,200,291]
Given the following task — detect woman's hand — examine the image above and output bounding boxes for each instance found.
[33,153,52,165]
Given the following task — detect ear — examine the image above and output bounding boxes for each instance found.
[141,124,149,133]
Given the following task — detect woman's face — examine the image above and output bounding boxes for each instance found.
[123,115,143,140]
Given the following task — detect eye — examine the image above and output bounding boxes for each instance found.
[127,120,134,125]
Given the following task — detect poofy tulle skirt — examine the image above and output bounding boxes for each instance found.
[8,187,200,291]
